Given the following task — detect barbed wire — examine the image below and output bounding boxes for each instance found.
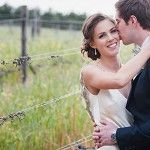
[57,134,93,150]
[0,18,83,23]
[0,52,79,68]
[0,47,80,68]
[0,90,80,126]
[32,51,80,61]
[0,17,93,148]
[39,19,83,25]
[0,47,79,62]
[0,18,83,26]
[0,55,31,68]
[30,47,79,58]
[0,111,25,126]
[0,18,25,24]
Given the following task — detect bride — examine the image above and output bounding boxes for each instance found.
[80,13,150,150]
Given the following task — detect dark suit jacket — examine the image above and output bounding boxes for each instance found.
[116,59,150,150]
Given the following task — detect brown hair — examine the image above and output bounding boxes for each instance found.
[115,0,150,29]
[81,13,115,60]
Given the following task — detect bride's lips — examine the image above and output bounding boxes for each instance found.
[107,42,117,48]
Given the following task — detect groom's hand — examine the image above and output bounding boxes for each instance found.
[92,123,101,148]
[98,119,118,147]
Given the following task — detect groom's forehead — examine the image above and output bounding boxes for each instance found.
[114,11,119,20]
[114,11,123,22]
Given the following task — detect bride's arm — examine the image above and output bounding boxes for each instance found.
[83,37,150,89]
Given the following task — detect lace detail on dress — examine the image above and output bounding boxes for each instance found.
[80,72,95,122]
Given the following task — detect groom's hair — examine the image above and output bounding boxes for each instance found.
[115,0,150,30]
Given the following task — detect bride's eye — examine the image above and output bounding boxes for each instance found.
[99,33,107,39]
[111,29,118,34]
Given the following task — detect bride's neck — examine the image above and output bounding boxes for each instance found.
[98,56,121,72]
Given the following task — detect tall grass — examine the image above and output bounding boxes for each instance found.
[0,25,133,149]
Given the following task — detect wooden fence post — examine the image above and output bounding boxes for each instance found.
[31,9,36,38]
[37,14,41,35]
[31,9,41,38]
[21,6,27,83]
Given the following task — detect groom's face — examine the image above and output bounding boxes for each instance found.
[115,12,134,45]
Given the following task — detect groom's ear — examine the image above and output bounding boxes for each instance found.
[129,15,139,27]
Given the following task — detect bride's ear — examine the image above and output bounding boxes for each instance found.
[90,41,96,49]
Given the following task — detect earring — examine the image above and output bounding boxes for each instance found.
[95,48,97,55]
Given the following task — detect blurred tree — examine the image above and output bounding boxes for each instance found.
[66,12,86,21]
[0,3,13,19]
[13,6,22,18]
[41,8,53,20]
[0,3,87,30]
[0,3,86,21]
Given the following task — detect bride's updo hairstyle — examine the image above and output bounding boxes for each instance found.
[81,13,116,60]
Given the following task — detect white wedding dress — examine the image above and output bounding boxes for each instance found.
[80,75,133,150]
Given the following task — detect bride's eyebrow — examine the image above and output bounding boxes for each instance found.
[96,27,116,36]
[110,27,117,31]
[97,32,105,36]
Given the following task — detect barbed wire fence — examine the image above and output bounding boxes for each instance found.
[57,135,94,150]
[0,6,95,150]
[0,11,84,81]
[0,88,93,149]
[0,47,80,67]
[0,48,91,149]
[0,90,80,126]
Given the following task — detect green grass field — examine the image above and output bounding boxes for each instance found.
[0,26,133,150]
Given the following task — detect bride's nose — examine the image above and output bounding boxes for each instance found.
[107,33,114,41]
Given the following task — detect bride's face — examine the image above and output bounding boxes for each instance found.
[91,19,120,58]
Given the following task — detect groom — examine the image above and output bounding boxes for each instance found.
[93,0,150,150]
